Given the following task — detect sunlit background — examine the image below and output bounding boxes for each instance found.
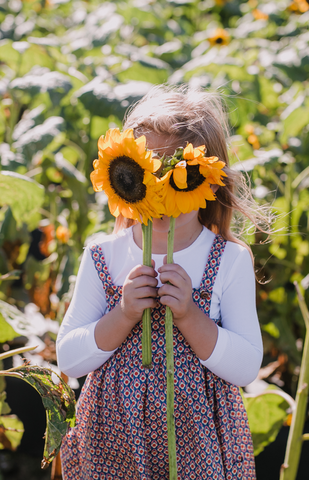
[0,0,309,478]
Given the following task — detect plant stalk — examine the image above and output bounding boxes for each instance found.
[142,221,153,368]
[165,216,177,480]
[280,283,309,480]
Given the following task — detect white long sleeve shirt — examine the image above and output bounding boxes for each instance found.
[56,226,263,386]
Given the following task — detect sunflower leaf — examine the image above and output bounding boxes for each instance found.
[0,366,76,467]
[76,79,153,118]
[12,116,65,161]
[0,171,44,226]
[0,415,24,451]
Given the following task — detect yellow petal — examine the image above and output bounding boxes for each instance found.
[176,191,191,214]
[203,183,216,200]
[183,143,194,159]
[173,161,187,189]
[152,158,162,172]
[184,144,206,163]
[108,195,120,215]
[165,185,177,216]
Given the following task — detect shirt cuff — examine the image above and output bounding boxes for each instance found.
[198,325,228,370]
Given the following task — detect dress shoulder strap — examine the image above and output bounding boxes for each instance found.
[198,235,226,316]
[89,243,115,292]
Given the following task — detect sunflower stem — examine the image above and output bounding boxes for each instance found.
[142,221,153,368]
[165,216,178,480]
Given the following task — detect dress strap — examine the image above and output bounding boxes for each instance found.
[198,234,226,316]
[89,243,115,292]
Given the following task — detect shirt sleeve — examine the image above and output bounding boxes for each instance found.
[56,245,117,378]
[199,247,263,386]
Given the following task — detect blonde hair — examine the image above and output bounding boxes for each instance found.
[114,85,272,256]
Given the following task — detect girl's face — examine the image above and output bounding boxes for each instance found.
[152,211,200,233]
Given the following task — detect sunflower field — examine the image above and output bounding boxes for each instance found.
[0,0,309,478]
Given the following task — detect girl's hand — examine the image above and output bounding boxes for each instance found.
[158,258,195,322]
[120,260,158,325]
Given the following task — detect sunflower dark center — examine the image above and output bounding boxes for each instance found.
[216,37,223,44]
[109,156,146,203]
[170,164,205,192]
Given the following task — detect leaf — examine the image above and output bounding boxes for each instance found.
[92,14,124,47]
[231,149,283,172]
[0,299,34,338]
[244,387,290,456]
[54,152,87,183]
[11,68,73,105]
[0,270,22,281]
[0,313,20,343]
[0,366,76,468]
[0,143,25,170]
[0,171,44,226]
[117,63,169,84]
[12,104,46,142]
[280,107,309,144]
[0,391,11,416]
[0,40,20,70]
[0,415,24,451]
[12,116,65,161]
[75,79,153,118]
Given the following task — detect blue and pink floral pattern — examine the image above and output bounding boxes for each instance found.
[60,235,256,480]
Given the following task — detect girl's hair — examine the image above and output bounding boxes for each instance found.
[114,84,272,255]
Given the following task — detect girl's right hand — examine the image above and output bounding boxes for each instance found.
[120,260,158,325]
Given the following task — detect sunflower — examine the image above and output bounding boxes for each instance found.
[208,28,230,47]
[252,8,269,20]
[90,128,165,225]
[288,0,309,12]
[162,143,227,217]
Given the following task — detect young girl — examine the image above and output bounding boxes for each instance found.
[56,85,268,480]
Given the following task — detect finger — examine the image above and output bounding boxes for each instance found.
[134,286,158,299]
[128,275,158,289]
[140,297,158,310]
[158,262,189,282]
[158,283,180,299]
[159,271,188,289]
[158,295,180,311]
[128,264,158,280]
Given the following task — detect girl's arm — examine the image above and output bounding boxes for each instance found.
[94,262,158,351]
[56,246,158,378]
[56,245,115,378]
[158,247,263,387]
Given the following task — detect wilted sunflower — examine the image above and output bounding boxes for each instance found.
[90,128,165,224]
[162,143,227,217]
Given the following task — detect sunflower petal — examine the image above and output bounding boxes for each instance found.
[176,191,190,214]
[173,161,187,189]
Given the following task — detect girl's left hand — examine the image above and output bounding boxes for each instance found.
[158,258,195,322]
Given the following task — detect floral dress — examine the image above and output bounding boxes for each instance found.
[60,235,256,480]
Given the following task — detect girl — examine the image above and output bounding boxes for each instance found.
[56,85,269,480]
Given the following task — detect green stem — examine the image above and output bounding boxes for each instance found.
[280,283,309,480]
[165,216,178,480]
[0,345,38,362]
[142,221,153,368]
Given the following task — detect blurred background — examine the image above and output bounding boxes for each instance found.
[0,0,309,478]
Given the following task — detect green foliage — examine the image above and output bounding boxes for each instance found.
[244,387,291,456]
[0,347,76,468]
[0,0,309,462]
[0,414,24,451]
[0,171,44,226]
[0,361,24,452]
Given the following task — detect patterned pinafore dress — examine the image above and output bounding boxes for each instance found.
[61,235,256,480]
